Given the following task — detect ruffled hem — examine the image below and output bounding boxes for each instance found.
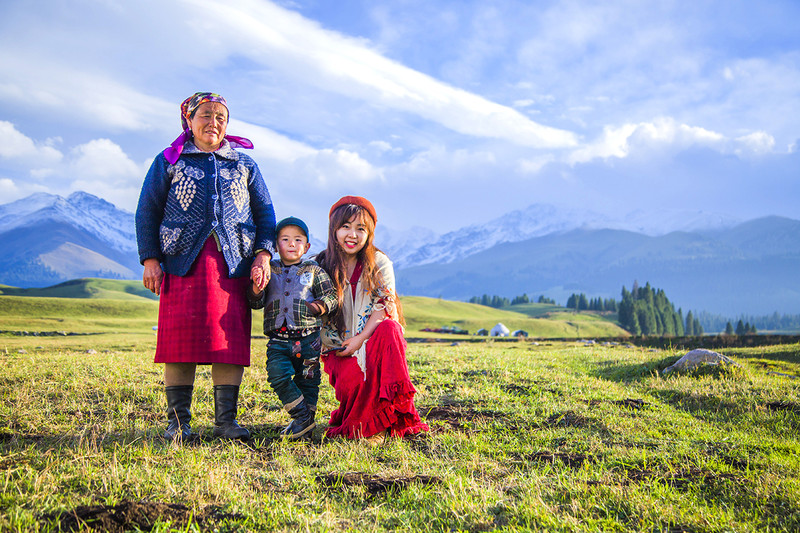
[325,379,429,439]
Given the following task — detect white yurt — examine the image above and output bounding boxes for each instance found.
[490,323,510,337]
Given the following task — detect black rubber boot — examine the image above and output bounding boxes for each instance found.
[282,398,316,440]
[164,385,194,442]
[213,385,250,440]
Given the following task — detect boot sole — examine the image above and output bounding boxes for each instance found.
[282,422,316,440]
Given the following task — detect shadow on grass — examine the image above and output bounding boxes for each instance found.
[40,499,244,532]
[725,347,800,366]
[316,472,441,499]
[589,354,682,382]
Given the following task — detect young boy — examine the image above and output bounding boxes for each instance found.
[248,216,338,440]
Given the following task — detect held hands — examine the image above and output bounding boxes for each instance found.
[142,258,164,296]
[250,251,271,292]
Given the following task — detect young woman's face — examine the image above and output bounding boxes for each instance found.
[335,214,369,257]
[186,101,228,152]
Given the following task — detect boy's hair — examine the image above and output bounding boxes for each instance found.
[316,204,403,335]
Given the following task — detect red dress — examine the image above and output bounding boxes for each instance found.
[154,237,252,365]
[322,263,428,438]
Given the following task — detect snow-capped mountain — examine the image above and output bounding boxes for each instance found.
[0,192,136,253]
[384,203,742,269]
[0,192,139,287]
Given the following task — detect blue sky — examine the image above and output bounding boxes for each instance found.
[0,0,798,236]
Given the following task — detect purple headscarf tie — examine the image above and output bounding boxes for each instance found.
[163,92,254,164]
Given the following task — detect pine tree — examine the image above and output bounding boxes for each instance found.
[685,311,695,336]
[567,294,578,310]
[725,322,735,335]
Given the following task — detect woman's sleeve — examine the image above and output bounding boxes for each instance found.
[247,160,277,257]
[135,154,171,264]
[373,253,399,319]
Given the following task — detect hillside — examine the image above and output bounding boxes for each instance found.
[0,278,157,301]
[400,296,629,339]
[0,280,629,339]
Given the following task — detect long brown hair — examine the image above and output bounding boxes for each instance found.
[317,204,403,334]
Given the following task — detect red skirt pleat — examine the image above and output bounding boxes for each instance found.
[154,237,251,365]
[323,319,429,438]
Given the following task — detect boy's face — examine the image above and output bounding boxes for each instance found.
[276,225,310,265]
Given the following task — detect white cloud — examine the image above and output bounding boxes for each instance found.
[0,177,19,196]
[0,55,173,133]
[292,148,381,185]
[368,140,401,154]
[568,117,730,164]
[733,131,775,156]
[231,119,316,164]
[0,121,63,163]
[186,0,578,149]
[70,139,141,179]
[517,155,556,175]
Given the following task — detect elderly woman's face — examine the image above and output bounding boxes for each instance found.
[186,101,228,152]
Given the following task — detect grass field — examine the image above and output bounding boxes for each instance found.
[1,286,800,531]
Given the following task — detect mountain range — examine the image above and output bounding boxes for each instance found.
[1,192,797,316]
[0,192,139,287]
[396,217,800,316]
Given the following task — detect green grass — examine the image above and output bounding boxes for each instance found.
[1,296,799,531]
[2,338,799,531]
[0,278,158,301]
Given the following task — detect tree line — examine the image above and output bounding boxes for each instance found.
[468,283,799,336]
[617,282,702,336]
[696,310,800,334]
[468,293,555,308]
[565,293,618,312]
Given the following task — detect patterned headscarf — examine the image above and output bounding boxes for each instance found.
[164,91,254,164]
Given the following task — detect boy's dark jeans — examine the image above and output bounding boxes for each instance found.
[266,331,322,408]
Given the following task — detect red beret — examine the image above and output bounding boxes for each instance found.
[329,195,377,224]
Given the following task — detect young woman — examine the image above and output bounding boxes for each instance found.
[317,196,428,443]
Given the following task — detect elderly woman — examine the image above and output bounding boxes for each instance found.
[136,92,276,442]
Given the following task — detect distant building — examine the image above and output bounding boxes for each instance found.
[476,328,488,336]
[490,323,510,337]
[512,329,529,337]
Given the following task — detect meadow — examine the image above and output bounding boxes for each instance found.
[1,285,799,532]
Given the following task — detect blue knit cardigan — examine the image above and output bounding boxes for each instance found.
[135,141,276,278]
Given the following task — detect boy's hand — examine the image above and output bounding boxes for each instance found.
[307,301,325,316]
[250,251,271,291]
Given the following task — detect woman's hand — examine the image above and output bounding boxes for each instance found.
[338,334,366,357]
[250,251,271,291]
[142,258,164,296]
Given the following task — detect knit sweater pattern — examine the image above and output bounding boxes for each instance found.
[135,140,276,278]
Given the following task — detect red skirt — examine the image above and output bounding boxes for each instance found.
[322,320,429,439]
[154,237,251,365]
